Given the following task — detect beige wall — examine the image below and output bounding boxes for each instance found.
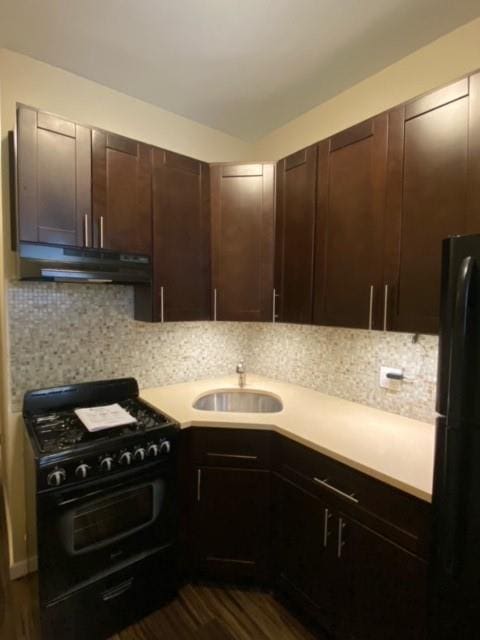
[252,16,480,161]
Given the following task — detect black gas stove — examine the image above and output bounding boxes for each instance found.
[23,378,179,640]
[24,377,178,491]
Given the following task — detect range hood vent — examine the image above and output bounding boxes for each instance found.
[18,243,151,284]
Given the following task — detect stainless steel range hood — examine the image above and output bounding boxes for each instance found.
[18,243,151,284]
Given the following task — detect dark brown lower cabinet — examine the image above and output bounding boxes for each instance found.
[273,474,344,636]
[185,429,429,640]
[344,515,427,640]
[193,466,271,583]
[272,472,427,640]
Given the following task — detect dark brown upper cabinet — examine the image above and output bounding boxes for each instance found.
[147,149,211,322]
[384,73,480,334]
[16,106,91,247]
[210,163,275,322]
[275,145,317,324]
[314,115,388,330]
[92,130,152,255]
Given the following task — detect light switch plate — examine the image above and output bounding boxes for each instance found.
[380,366,403,390]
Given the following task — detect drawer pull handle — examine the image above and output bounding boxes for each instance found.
[101,577,134,601]
[206,453,258,461]
[313,477,359,504]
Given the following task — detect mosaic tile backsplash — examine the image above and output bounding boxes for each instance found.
[8,283,438,422]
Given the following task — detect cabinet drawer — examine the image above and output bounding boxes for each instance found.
[272,434,430,557]
[189,427,271,469]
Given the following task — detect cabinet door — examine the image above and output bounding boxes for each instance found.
[152,149,211,321]
[341,515,427,640]
[275,146,317,324]
[17,107,91,247]
[314,116,388,329]
[211,164,275,321]
[92,130,152,254]
[385,74,480,334]
[273,474,344,634]
[194,466,270,583]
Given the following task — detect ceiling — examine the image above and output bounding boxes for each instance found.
[1,1,479,141]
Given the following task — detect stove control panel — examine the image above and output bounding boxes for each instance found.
[39,435,174,489]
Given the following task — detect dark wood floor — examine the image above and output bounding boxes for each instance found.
[0,493,320,640]
[111,584,319,640]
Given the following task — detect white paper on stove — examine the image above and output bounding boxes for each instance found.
[74,403,137,432]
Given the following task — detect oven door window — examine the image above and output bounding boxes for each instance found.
[59,480,164,555]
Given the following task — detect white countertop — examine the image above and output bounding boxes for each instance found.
[140,375,435,503]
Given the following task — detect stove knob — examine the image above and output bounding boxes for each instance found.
[100,456,114,472]
[159,440,171,455]
[134,447,146,462]
[118,451,133,466]
[47,468,67,487]
[147,443,159,458]
[75,463,91,480]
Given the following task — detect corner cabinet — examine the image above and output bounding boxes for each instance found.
[188,428,271,583]
[210,163,275,322]
[275,145,317,324]
[151,149,211,322]
[92,130,153,255]
[16,107,91,247]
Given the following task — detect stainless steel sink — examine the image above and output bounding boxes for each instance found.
[193,390,283,413]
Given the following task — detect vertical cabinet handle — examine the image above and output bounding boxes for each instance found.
[323,508,332,548]
[160,287,165,323]
[368,285,374,331]
[197,469,202,502]
[383,284,389,332]
[99,216,104,249]
[213,288,218,322]
[273,288,279,323]
[337,517,346,559]
[84,213,89,248]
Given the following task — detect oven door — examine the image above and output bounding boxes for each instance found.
[37,462,177,604]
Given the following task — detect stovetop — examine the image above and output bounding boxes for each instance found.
[27,397,172,455]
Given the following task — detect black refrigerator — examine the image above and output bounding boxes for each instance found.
[431,233,480,639]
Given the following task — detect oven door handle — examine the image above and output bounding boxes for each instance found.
[56,486,114,508]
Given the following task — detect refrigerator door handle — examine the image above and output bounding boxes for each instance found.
[447,256,475,419]
[441,427,467,577]
[441,256,475,577]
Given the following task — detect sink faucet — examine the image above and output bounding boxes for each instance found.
[236,360,246,388]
